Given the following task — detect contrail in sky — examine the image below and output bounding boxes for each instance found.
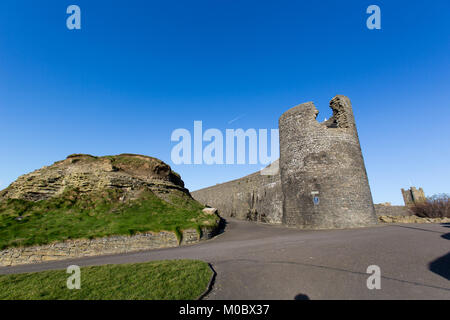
[228,114,246,124]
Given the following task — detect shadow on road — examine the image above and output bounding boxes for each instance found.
[294,293,310,300]
[428,223,450,280]
[389,224,447,234]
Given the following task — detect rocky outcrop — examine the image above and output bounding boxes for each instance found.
[0,153,223,263]
[0,153,188,203]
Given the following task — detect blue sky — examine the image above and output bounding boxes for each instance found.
[0,0,449,204]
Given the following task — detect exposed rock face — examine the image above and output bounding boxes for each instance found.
[0,154,189,203]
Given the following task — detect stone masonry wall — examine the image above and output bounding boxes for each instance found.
[0,227,216,267]
[192,166,283,224]
[374,204,412,217]
[401,187,426,206]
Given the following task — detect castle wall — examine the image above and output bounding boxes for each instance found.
[401,187,426,206]
[279,96,377,229]
[191,167,283,224]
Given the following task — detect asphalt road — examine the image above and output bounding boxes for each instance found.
[1,219,449,299]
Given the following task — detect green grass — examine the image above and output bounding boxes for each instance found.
[104,154,156,166]
[0,260,212,300]
[0,188,219,249]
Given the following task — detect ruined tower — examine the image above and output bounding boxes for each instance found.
[279,95,377,229]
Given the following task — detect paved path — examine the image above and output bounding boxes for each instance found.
[1,219,449,299]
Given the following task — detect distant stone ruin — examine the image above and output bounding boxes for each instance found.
[192,95,379,229]
[401,187,426,206]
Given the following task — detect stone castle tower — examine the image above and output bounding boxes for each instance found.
[192,95,378,229]
[279,95,377,229]
[401,187,426,206]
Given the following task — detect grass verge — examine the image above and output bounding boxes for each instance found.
[0,260,212,300]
